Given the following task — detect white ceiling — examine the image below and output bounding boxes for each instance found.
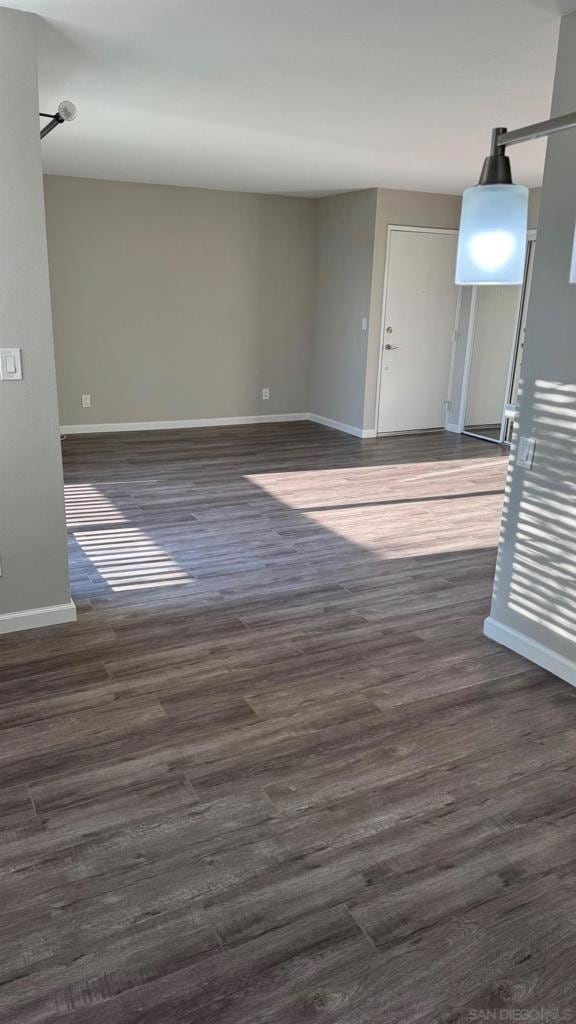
[9,0,573,196]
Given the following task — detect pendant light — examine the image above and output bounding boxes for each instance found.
[39,100,78,140]
[456,128,528,285]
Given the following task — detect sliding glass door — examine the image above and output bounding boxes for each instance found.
[462,238,536,445]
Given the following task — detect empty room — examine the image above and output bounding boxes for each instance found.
[2,0,576,1020]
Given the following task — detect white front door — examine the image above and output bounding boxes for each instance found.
[377,228,459,434]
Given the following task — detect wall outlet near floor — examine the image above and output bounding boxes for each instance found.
[262,387,270,400]
[81,394,91,408]
[517,436,536,469]
[361,317,368,331]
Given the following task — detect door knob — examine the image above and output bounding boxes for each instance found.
[384,343,399,350]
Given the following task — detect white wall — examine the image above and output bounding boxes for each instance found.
[486,11,576,682]
[45,176,316,427]
[0,10,72,629]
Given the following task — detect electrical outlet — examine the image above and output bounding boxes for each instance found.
[82,394,91,408]
[517,436,536,469]
[262,387,270,401]
[361,317,368,331]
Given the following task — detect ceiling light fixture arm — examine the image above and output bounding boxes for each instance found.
[478,112,576,187]
[40,112,65,139]
[39,101,78,140]
[496,111,576,150]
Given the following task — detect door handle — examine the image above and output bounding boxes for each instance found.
[384,343,399,350]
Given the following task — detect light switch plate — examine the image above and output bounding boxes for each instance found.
[0,348,22,380]
[517,436,536,469]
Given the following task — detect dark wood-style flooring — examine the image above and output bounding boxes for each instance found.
[1,423,575,1023]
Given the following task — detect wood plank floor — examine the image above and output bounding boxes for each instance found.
[1,422,576,1023]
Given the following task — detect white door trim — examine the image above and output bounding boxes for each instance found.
[444,286,462,431]
[501,235,537,442]
[375,225,459,436]
[455,286,479,433]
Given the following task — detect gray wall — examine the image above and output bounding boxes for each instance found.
[465,285,521,426]
[45,176,316,425]
[44,173,544,449]
[487,11,576,668]
[47,178,477,436]
[0,10,71,619]
[308,189,378,430]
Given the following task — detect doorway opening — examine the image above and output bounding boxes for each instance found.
[461,233,536,446]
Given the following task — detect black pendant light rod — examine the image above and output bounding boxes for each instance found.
[477,112,576,186]
[40,112,65,139]
[495,110,576,150]
[39,102,78,140]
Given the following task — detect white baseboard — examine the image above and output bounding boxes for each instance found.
[60,413,308,435]
[484,616,576,687]
[308,412,376,439]
[0,600,77,636]
[60,412,381,439]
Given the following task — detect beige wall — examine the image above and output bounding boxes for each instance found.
[45,176,545,440]
[308,190,378,431]
[487,10,576,676]
[465,286,521,426]
[0,11,71,622]
[45,176,316,426]
[528,187,542,229]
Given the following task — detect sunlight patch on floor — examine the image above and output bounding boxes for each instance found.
[73,527,190,591]
[66,484,191,592]
[65,484,126,528]
[244,456,506,556]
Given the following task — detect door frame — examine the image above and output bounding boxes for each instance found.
[457,229,537,443]
[375,225,460,436]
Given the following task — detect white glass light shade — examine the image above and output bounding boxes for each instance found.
[58,100,77,122]
[455,184,529,285]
